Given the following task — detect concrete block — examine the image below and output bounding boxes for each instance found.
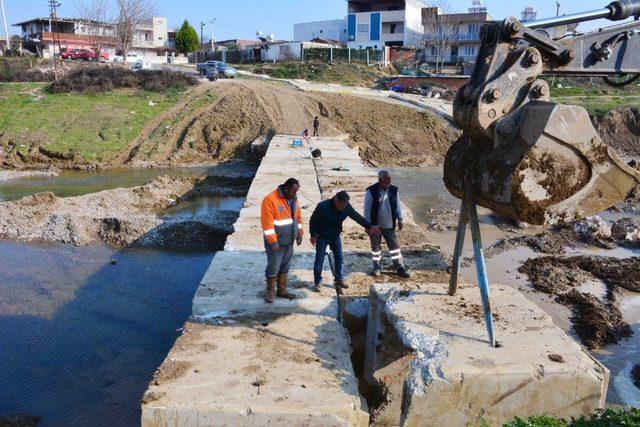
[142,315,369,427]
[192,252,338,320]
[365,283,609,427]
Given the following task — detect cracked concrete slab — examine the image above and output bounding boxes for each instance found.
[142,316,369,427]
[364,283,609,426]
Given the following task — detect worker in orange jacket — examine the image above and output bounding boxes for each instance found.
[261,178,304,303]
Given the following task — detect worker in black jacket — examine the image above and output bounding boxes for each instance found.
[310,191,380,293]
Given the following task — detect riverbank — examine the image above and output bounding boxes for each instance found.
[0,168,253,250]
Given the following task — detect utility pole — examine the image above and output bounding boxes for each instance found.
[200,21,205,46]
[48,0,62,71]
[0,0,10,54]
[209,18,216,51]
[556,2,561,17]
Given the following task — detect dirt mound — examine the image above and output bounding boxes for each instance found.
[518,255,638,348]
[593,107,640,158]
[0,174,247,248]
[556,289,633,349]
[50,66,199,94]
[121,80,458,167]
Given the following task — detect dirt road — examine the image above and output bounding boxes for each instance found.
[119,79,459,167]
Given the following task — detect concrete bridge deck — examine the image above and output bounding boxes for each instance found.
[142,135,609,426]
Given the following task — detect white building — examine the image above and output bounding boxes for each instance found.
[346,0,427,50]
[422,1,492,64]
[13,16,178,60]
[293,19,347,43]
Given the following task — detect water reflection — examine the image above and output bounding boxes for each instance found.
[0,241,215,426]
[0,163,255,202]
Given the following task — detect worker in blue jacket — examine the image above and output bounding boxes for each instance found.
[309,191,380,293]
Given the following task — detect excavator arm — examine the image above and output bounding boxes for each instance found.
[443,1,640,225]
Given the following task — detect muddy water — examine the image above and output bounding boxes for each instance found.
[0,165,252,425]
[391,166,640,406]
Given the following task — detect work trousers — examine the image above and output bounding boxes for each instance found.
[313,236,344,285]
[313,126,319,137]
[370,228,404,270]
[265,242,294,278]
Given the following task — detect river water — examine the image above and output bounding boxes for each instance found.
[390,166,640,408]
[0,165,253,426]
[1,165,637,424]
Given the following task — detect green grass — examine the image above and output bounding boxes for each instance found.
[0,82,189,163]
[547,77,640,117]
[503,408,640,427]
[235,61,394,87]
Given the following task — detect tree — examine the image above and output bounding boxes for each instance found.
[174,20,199,54]
[74,0,112,60]
[115,0,156,57]
[421,1,457,74]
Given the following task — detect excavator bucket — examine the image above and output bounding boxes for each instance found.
[444,101,640,225]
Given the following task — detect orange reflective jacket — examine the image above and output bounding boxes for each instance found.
[261,187,304,246]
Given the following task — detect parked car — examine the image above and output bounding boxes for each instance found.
[131,59,151,71]
[61,48,109,61]
[113,52,143,63]
[60,49,83,60]
[196,61,237,78]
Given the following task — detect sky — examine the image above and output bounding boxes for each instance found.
[1,0,621,39]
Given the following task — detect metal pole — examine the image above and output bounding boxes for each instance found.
[465,189,497,348]
[524,8,611,29]
[0,0,10,53]
[348,47,351,63]
[330,46,333,63]
[448,197,469,296]
[210,19,215,51]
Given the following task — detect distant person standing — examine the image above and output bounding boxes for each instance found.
[313,116,320,137]
[364,170,411,278]
[261,178,304,303]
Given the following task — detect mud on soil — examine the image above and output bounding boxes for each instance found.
[593,107,640,158]
[0,174,250,250]
[519,255,639,348]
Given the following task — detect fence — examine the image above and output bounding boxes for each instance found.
[192,45,387,66]
[303,47,384,64]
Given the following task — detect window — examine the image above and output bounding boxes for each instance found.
[390,24,396,33]
[468,24,480,34]
[464,45,476,56]
[431,46,436,56]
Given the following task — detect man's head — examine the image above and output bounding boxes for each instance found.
[378,170,392,190]
[282,178,300,199]
[333,191,350,211]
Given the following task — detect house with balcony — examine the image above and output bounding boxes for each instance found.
[422,0,491,64]
[13,16,178,60]
[346,0,427,50]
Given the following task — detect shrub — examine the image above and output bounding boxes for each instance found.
[0,58,54,82]
[49,66,199,94]
[504,408,640,427]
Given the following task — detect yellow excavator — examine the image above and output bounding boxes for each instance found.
[444,1,640,347]
[445,0,640,225]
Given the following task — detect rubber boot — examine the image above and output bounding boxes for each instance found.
[276,273,296,300]
[265,276,276,303]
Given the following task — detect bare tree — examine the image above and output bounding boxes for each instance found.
[421,1,457,74]
[115,0,156,57]
[74,0,113,60]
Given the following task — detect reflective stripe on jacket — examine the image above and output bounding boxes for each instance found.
[261,187,304,246]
